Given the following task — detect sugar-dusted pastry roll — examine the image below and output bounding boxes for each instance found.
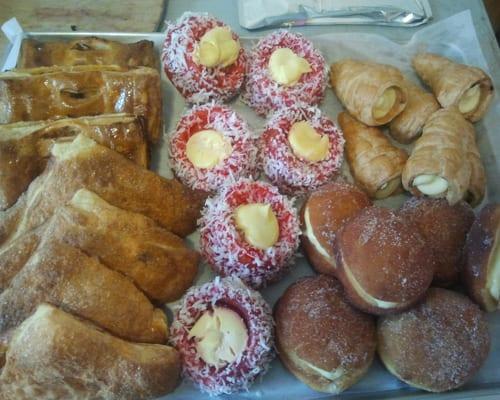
[412,53,494,122]
[402,107,485,206]
[330,59,408,126]
[389,80,440,144]
[338,112,408,199]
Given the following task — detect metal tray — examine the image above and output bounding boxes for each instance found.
[2,30,499,400]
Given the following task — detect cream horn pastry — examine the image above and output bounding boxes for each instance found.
[402,107,485,206]
[389,80,440,144]
[412,53,493,122]
[330,59,407,126]
[338,112,408,199]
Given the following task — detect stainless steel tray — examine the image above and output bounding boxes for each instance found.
[2,29,499,400]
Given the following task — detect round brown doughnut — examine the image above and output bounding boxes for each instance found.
[377,288,490,392]
[400,197,474,286]
[300,182,371,276]
[334,206,434,315]
[462,203,500,312]
[274,275,376,394]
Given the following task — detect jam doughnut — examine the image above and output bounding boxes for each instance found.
[170,103,258,192]
[170,276,274,395]
[242,30,327,116]
[260,105,344,195]
[199,178,300,289]
[162,12,246,103]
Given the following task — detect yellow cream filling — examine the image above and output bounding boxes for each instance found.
[186,129,232,169]
[458,84,481,114]
[373,87,397,119]
[268,48,311,86]
[234,203,279,250]
[193,26,240,68]
[288,121,329,163]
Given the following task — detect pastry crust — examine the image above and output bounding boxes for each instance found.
[330,59,407,126]
[0,114,148,210]
[389,80,440,144]
[0,304,180,400]
[275,275,376,394]
[18,37,159,68]
[412,52,494,122]
[402,107,485,206]
[338,112,408,199]
[0,65,162,143]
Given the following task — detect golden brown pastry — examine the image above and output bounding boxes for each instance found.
[0,304,180,400]
[338,112,408,199]
[400,197,474,286]
[0,189,199,303]
[389,80,440,144]
[0,113,148,210]
[330,59,407,126]
[378,288,490,392]
[462,204,500,312]
[0,135,205,246]
[300,181,371,276]
[275,275,376,394]
[413,52,493,122]
[402,107,485,206]
[0,65,162,142]
[334,206,434,315]
[0,240,168,344]
[19,37,158,68]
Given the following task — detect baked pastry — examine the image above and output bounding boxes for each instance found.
[378,288,490,392]
[330,59,407,126]
[18,37,158,68]
[412,52,494,122]
[199,179,300,289]
[162,12,246,103]
[243,30,327,116]
[0,304,179,400]
[0,113,148,210]
[334,206,434,315]
[0,189,199,303]
[275,275,376,393]
[260,104,344,195]
[170,103,257,192]
[0,65,162,142]
[0,240,168,344]
[400,197,474,286]
[462,203,500,312]
[300,181,371,276]
[170,276,274,395]
[402,107,485,206]
[338,112,408,199]
[389,80,440,144]
[0,135,204,246]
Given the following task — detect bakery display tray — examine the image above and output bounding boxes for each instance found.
[3,26,499,400]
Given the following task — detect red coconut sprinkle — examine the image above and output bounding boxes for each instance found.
[162,12,247,103]
[170,276,275,396]
[199,178,301,289]
[260,104,345,196]
[242,30,327,116]
[169,103,258,192]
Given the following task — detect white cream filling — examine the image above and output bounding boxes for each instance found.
[487,233,500,302]
[458,84,481,114]
[374,178,400,199]
[304,206,332,263]
[302,359,345,381]
[413,174,448,196]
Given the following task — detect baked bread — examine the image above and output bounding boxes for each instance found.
[378,288,490,392]
[462,203,500,312]
[275,275,376,393]
[300,181,371,276]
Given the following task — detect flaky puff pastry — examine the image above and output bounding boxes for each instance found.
[389,80,440,144]
[413,53,493,122]
[330,59,407,126]
[402,107,485,206]
[338,112,408,199]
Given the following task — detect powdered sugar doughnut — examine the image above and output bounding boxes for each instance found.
[242,30,327,116]
[199,179,301,289]
[260,105,344,195]
[170,276,274,395]
[170,103,258,192]
[162,12,246,103]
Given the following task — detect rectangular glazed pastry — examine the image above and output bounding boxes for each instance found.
[0,65,162,143]
[18,37,159,69]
